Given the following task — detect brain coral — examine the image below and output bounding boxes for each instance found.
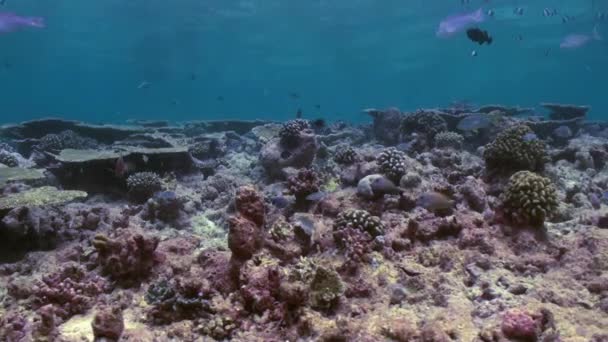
[501,171,558,226]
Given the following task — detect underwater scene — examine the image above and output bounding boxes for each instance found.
[1,0,608,341]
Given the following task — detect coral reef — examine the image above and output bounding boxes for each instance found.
[501,171,558,226]
[0,108,607,340]
[126,171,163,202]
[434,131,464,149]
[401,109,448,139]
[483,124,548,173]
[0,151,18,167]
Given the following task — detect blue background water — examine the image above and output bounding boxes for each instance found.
[0,0,606,124]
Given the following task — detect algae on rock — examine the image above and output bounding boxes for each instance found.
[0,186,87,210]
[0,167,46,187]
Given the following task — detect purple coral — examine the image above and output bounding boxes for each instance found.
[501,309,539,339]
[287,168,321,201]
[30,264,109,319]
[92,232,160,286]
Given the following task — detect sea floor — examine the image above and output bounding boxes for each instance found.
[0,105,607,341]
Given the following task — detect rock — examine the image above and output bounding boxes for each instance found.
[184,120,271,135]
[260,132,318,179]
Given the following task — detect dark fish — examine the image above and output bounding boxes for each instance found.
[289,92,300,99]
[271,195,292,209]
[190,73,197,80]
[217,96,224,101]
[466,28,493,45]
[315,104,321,110]
[311,118,326,129]
[544,48,551,57]
[513,7,524,16]
[296,108,302,119]
[487,9,495,17]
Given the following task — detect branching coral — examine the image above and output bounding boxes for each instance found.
[501,171,558,226]
[434,131,464,149]
[334,146,358,165]
[334,209,385,238]
[401,110,448,138]
[287,168,321,201]
[377,148,407,182]
[279,119,310,147]
[484,125,548,172]
[126,172,163,202]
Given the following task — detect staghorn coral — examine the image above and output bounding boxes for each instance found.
[501,171,558,227]
[377,148,407,182]
[334,209,385,238]
[483,125,548,172]
[0,152,18,167]
[92,232,160,286]
[334,146,358,165]
[401,110,448,138]
[287,168,321,201]
[126,172,163,202]
[279,119,310,147]
[434,131,464,149]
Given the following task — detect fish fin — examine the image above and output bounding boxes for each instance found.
[472,8,485,22]
[593,25,602,40]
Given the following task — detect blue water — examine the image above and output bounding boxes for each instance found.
[1,0,607,124]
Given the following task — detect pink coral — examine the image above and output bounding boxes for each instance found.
[501,309,539,339]
[234,185,265,226]
[32,264,109,319]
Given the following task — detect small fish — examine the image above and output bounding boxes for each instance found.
[513,7,524,16]
[289,92,300,99]
[0,12,44,33]
[190,73,197,80]
[217,96,224,101]
[311,118,326,129]
[543,8,558,17]
[142,155,149,163]
[114,157,135,178]
[466,28,493,45]
[471,50,478,57]
[522,132,538,142]
[271,195,292,209]
[305,191,327,202]
[553,125,573,138]
[560,27,602,49]
[296,108,303,119]
[487,9,495,17]
[597,12,606,21]
[137,81,150,89]
[417,192,454,212]
[437,8,485,38]
[515,34,523,41]
[544,48,551,57]
[456,114,492,131]
[315,104,321,110]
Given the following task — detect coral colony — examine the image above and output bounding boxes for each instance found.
[1,103,608,341]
